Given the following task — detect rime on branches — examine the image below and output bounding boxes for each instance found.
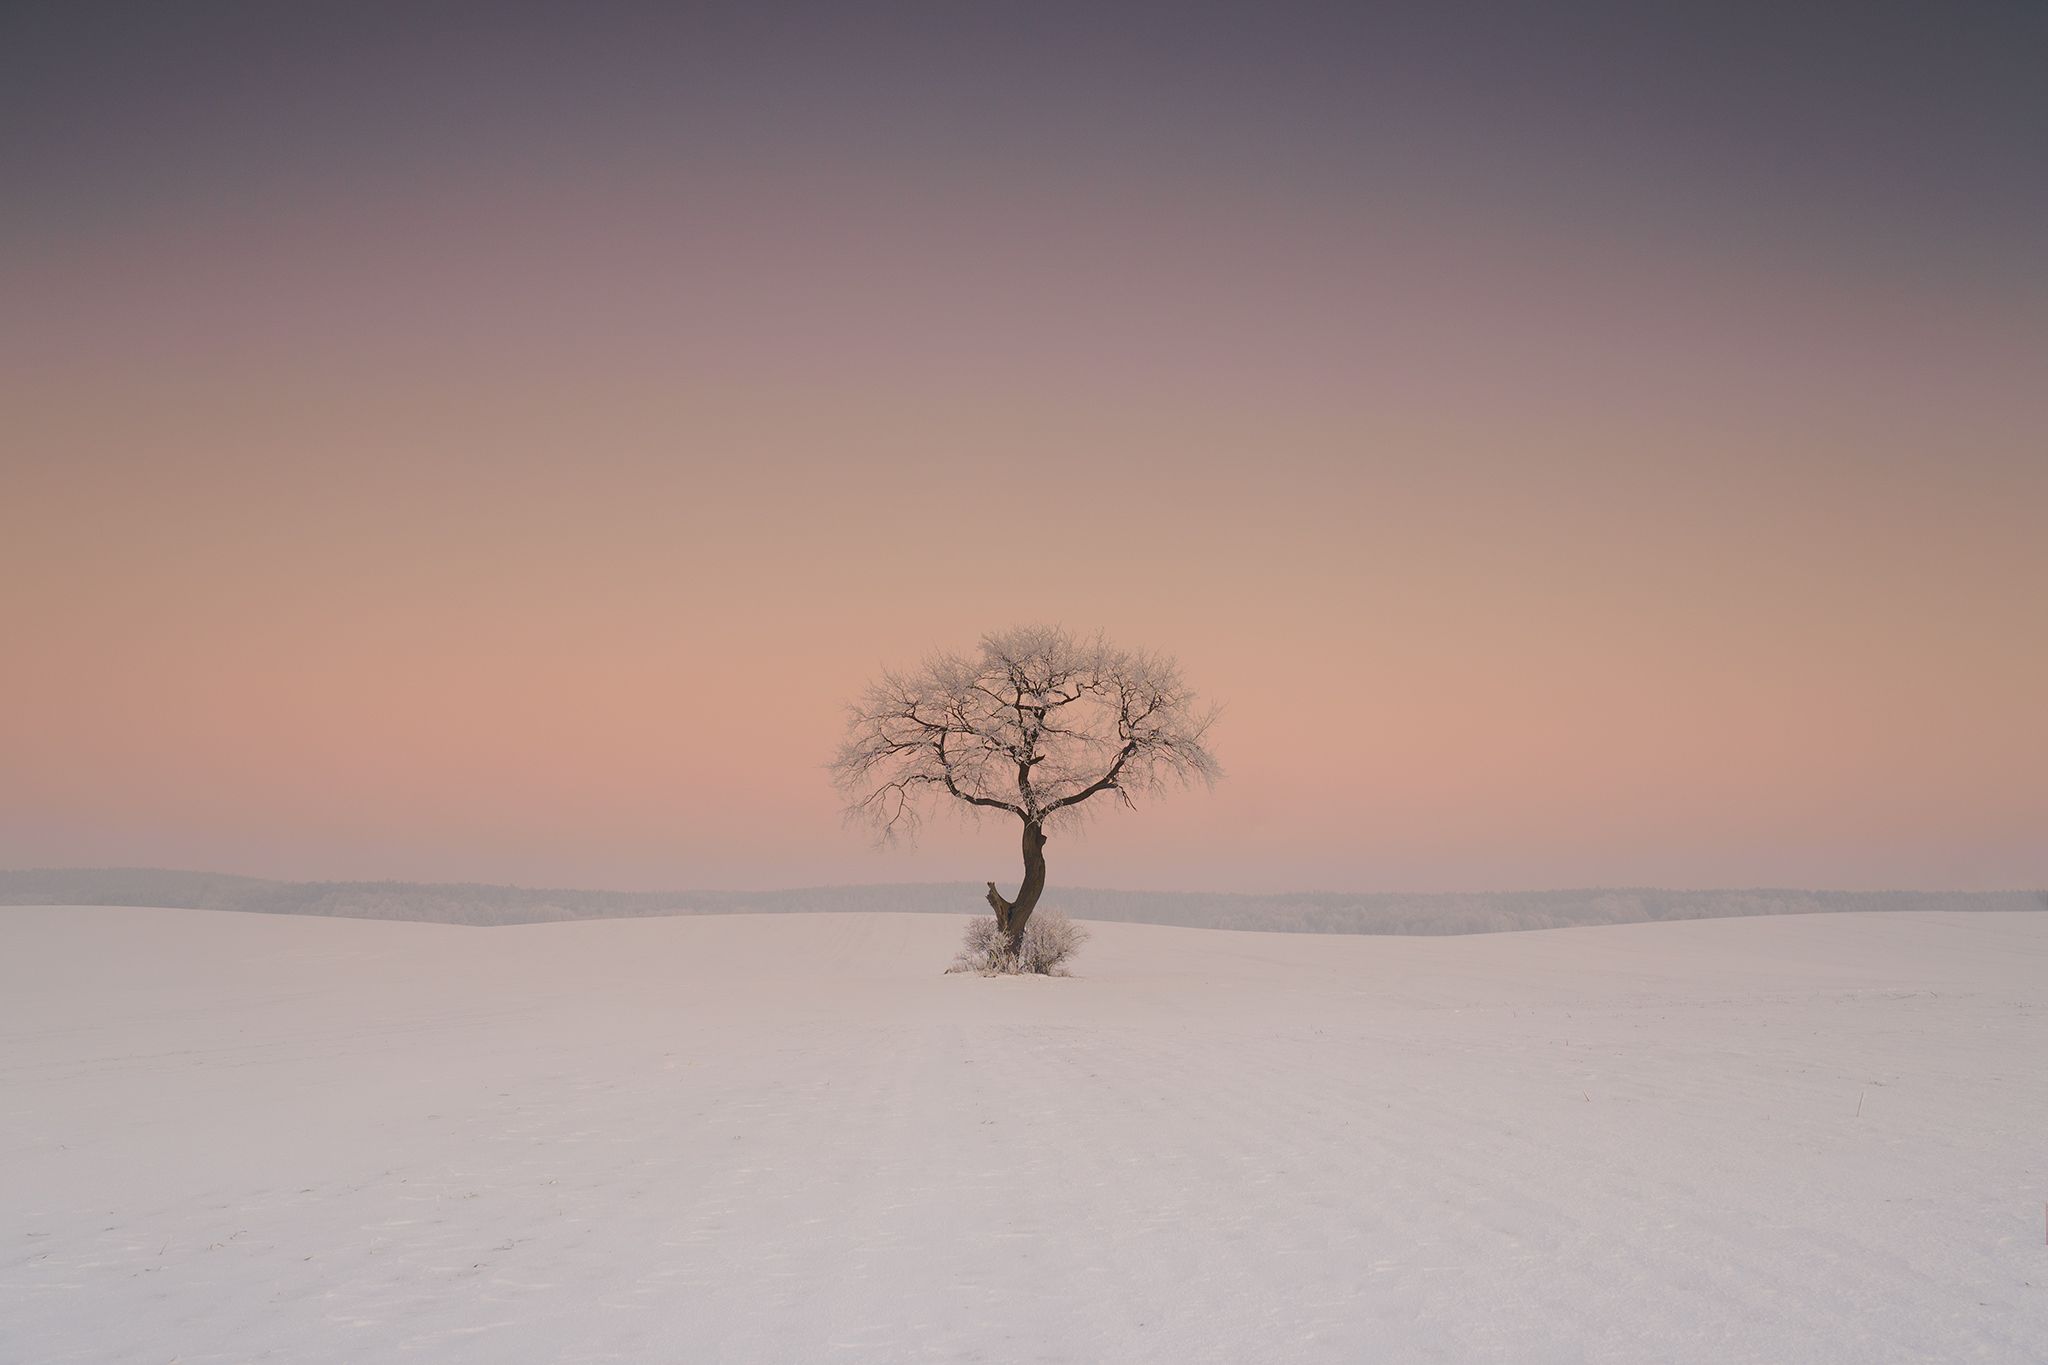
[831,625,1220,951]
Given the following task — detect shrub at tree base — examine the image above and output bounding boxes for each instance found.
[949,910,1090,976]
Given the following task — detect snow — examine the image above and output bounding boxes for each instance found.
[3,905,2044,1363]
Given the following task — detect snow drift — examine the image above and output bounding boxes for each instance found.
[3,905,2043,1362]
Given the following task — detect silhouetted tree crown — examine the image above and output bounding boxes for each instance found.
[831,625,1220,949]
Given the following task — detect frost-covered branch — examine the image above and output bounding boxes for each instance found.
[830,625,1221,842]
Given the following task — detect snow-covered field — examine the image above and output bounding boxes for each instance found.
[3,906,2044,1363]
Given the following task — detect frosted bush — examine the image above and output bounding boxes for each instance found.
[1017,910,1089,974]
[948,910,1089,976]
[951,915,1010,973]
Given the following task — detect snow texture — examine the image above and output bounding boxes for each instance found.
[3,905,2044,1362]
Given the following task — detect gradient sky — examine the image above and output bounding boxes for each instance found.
[4,3,2044,893]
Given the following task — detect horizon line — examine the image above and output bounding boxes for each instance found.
[5,866,2040,901]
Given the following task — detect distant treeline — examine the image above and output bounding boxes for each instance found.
[2,868,2041,935]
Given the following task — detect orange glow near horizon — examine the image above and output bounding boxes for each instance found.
[4,14,2043,893]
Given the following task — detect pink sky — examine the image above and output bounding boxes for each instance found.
[4,9,2042,892]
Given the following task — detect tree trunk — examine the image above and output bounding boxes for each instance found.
[984,820,1047,950]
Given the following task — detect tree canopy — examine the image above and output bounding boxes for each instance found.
[832,625,1221,844]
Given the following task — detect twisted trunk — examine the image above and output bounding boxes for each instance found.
[983,820,1047,950]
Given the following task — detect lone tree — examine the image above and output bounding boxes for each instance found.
[831,625,1220,951]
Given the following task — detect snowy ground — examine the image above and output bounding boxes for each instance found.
[3,906,2044,1363]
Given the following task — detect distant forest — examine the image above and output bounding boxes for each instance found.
[3,868,2040,935]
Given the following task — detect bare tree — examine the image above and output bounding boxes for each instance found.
[831,625,1221,950]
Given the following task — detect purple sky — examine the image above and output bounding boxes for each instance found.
[4,3,2043,891]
